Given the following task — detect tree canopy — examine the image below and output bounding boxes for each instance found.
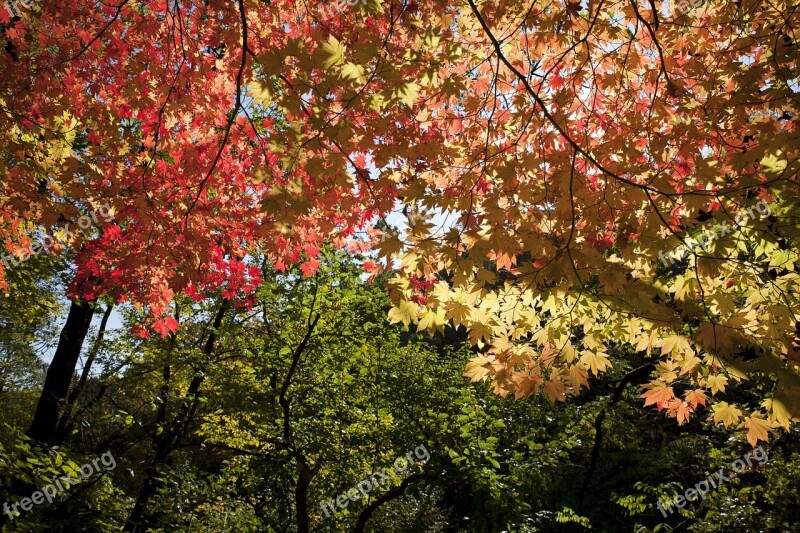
[1,0,799,530]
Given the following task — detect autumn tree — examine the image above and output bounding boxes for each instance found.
[2,0,798,450]
[1,0,431,445]
[374,0,800,446]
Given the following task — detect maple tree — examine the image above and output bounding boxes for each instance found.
[1,0,429,443]
[1,0,799,452]
[374,0,800,448]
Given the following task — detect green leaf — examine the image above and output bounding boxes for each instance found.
[340,62,365,82]
[321,35,345,69]
[392,81,420,106]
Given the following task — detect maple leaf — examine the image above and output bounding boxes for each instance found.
[387,300,419,328]
[641,382,675,407]
[152,316,180,337]
[446,300,472,326]
[706,374,728,396]
[548,70,566,90]
[696,322,737,352]
[685,389,708,408]
[579,350,611,376]
[542,379,567,403]
[567,364,588,392]
[467,308,495,346]
[340,62,366,82]
[761,398,791,430]
[464,354,495,382]
[712,402,743,428]
[131,325,151,340]
[760,152,787,174]
[417,307,446,334]
[299,258,321,277]
[743,414,771,447]
[513,377,539,399]
[676,402,694,425]
[320,35,345,69]
[393,81,420,107]
[566,1,581,16]
[659,334,692,356]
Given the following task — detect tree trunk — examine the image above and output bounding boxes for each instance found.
[353,473,439,533]
[54,303,113,444]
[27,299,95,446]
[124,300,228,532]
[295,460,319,533]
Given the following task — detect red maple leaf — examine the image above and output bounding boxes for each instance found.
[299,258,321,277]
[152,316,180,337]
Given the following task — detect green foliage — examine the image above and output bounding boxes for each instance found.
[1,252,798,531]
[0,427,127,532]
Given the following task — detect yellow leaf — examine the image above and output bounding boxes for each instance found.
[641,382,675,407]
[400,251,421,272]
[743,414,771,446]
[707,374,728,396]
[761,152,787,174]
[393,81,420,106]
[762,398,791,430]
[464,354,494,382]
[696,322,737,352]
[467,308,494,346]
[417,307,446,334]
[247,79,272,106]
[428,281,452,306]
[660,334,693,356]
[320,35,345,69]
[579,350,612,376]
[387,300,418,327]
[673,275,698,301]
[712,402,742,427]
[680,354,702,375]
[340,62,365,82]
[445,300,471,326]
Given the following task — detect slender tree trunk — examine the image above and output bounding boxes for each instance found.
[54,303,113,444]
[27,299,95,446]
[124,462,166,532]
[124,357,173,532]
[295,460,319,533]
[353,473,439,533]
[124,301,228,532]
[275,312,320,533]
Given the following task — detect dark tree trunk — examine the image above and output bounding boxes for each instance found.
[124,301,228,532]
[353,473,440,533]
[55,303,113,444]
[295,460,319,533]
[27,299,95,446]
[123,358,173,533]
